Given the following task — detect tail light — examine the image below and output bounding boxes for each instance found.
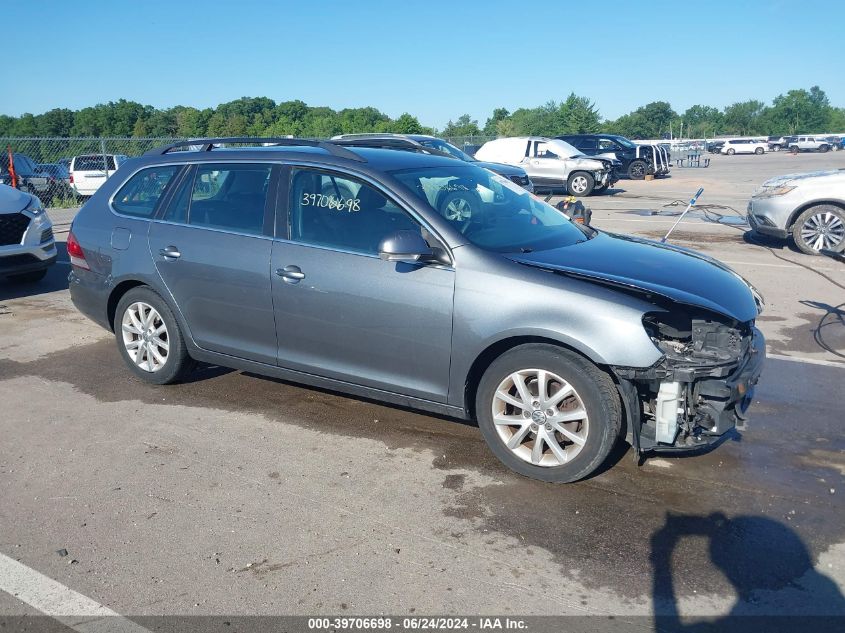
[69,172,74,184]
[66,230,89,270]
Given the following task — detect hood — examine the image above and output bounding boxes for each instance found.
[0,183,34,213]
[569,156,607,170]
[759,169,845,188]
[472,160,526,177]
[507,232,760,322]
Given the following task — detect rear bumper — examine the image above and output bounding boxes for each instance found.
[68,268,112,330]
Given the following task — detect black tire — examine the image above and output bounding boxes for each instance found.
[726,148,735,155]
[790,146,799,154]
[791,204,845,255]
[772,144,781,152]
[566,171,595,197]
[114,286,196,385]
[627,160,647,180]
[475,344,622,483]
[819,144,830,153]
[755,147,764,155]
[6,269,47,283]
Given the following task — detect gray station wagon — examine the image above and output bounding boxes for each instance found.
[68,138,765,482]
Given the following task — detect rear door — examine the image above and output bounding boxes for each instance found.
[148,162,279,365]
[270,166,455,402]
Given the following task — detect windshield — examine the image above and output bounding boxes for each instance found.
[418,139,475,162]
[390,164,590,253]
[611,136,637,149]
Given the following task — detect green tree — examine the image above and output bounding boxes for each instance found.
[391,113,424,134]
[483,107,510,135]
[722,100,766,135]
[681,105,723,137]
[442,114,481,137]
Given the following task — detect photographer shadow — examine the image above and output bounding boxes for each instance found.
[651,512,845,632]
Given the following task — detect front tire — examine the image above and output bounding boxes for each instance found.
[727,148,736,155]
[791,205,845,255]
[114,286,195,384]
[819,144,830,153]
[755,147,764,155]
[567,172,595,197]
[475,344,622,483]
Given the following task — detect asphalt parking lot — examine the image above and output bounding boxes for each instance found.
[1,150,843,628]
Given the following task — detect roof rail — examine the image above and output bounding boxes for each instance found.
[331,136,453,159]
[144,137,366,162]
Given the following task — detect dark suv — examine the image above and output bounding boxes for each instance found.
[68,137,764,483]
[0,152,52,201]
[557,134,667,180]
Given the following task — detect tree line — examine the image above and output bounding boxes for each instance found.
[1,86,842,141]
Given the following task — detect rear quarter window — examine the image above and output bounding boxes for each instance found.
[112,166,181,217]
[73,155,117,171]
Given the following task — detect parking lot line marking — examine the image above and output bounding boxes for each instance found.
[721,260,839,271]
[0,552,152,633]
[768,353,845,368]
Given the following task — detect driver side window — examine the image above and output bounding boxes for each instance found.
[535,142,559,159]
[288,169,421,255]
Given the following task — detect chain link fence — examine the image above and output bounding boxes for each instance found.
[1,135,502,209]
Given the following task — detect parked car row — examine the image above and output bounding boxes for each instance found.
[0,151,128,202]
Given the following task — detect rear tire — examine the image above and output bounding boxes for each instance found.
[627,160,647,180]
[755,147,764,155]
[727,148,736,155]
[475,344,622,483]
[567,172,595,197]
[114,286,196,385]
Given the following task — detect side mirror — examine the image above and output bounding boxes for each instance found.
[378,230,434,263]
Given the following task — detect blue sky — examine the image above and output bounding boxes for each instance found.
[4,0,843,128]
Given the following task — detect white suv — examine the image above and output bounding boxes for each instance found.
[788,136,832,153]
[70,154,128,197]
[721,139,767,155]
[475,137,617,196]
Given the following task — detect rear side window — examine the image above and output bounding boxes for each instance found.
[186,163,272,235]
[74,155,116,171]
[112,166,180,217]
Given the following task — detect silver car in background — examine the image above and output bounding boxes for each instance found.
[0,184,57,283]
[748,169,845,254]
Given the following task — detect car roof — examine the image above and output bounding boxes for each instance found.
[136,143,462,172]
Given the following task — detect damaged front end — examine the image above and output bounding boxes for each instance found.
[613,308,766,454]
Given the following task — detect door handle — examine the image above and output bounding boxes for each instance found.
[276,265,305,283]
[159,246,181,260]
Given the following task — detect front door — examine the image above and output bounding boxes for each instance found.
[148,162,279,365]
[526,140,566,189]
[271,167,455,402]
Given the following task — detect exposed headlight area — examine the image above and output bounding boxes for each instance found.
[615,309,764,452]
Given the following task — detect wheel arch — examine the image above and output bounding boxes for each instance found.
[462,335,611,420]
[786,199,845,230]
[107,279,148,331]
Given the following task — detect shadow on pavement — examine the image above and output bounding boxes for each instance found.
[651,512,845,631]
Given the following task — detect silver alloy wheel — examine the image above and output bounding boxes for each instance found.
[444,197,473,221]
[491,368,589,467]
[121,301,169,373]
[801,211,845,251]
[570,176,588,194]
